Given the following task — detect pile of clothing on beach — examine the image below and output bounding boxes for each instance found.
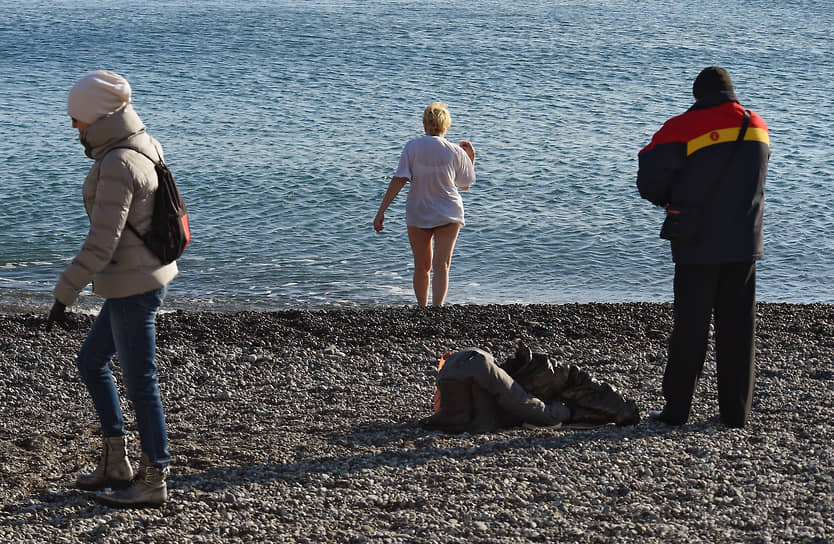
[420,342,640,434]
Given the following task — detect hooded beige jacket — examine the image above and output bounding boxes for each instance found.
[53,104,178,306]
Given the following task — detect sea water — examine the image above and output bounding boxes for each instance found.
[1,0,832,312]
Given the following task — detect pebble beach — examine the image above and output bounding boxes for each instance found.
[1,302,832,543]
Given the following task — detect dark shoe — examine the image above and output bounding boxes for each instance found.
[76,435,134,491]
[720,415,746,428]
[95,454,168,508]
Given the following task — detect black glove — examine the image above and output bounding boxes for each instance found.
[45,300,68,331]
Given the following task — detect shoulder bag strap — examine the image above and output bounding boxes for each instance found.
[700,109,751,211]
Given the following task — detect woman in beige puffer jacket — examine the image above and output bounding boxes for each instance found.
[47,70,177,508]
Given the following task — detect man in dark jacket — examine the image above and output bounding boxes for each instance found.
[637,66,770,427]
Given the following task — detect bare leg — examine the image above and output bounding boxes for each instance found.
[407,226,433,306]
[431,223,461,306]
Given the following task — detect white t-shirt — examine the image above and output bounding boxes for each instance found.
[394,135,476,228]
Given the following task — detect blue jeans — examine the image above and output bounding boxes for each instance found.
[77,287,170,468]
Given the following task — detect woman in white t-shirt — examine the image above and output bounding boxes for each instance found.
[374,102,476,306]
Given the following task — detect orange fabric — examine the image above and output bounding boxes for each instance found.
[432,351,453,412]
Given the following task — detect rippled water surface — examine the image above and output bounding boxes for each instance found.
[1,0,832,312]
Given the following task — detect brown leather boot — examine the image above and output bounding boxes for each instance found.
[76,435,134,491]
[95,453,168,508]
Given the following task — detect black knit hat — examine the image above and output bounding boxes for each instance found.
[692,66,737,100]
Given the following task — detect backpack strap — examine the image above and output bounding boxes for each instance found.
[105,145,163,239]
[106,144,164,166]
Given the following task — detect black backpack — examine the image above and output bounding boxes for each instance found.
[109,146,191,264]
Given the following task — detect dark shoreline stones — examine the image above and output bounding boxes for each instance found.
[1,302,832,542]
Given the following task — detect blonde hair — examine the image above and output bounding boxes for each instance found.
[422,102,452,135]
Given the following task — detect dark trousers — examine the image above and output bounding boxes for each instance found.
[663,262,756,427]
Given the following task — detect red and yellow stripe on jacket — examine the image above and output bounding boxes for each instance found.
[640,101,769,158]
[637,100,770,264]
